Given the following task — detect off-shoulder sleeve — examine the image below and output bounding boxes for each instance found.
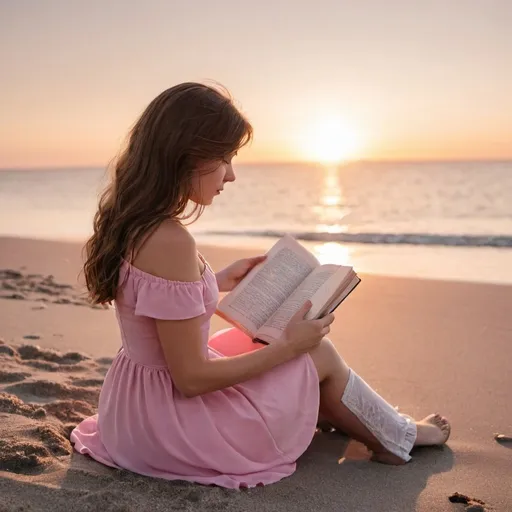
[134,278,206,320]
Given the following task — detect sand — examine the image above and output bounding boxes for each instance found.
[0,235,510,512]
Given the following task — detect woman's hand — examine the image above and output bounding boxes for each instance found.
[215,255,267,292]
[282,301,335,357]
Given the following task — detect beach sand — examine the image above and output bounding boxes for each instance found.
[0,236,510,511]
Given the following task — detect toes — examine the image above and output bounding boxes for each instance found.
[430,413,442,424]
[441,419,451,440]
[433,416,444,426]
[433,414,450,428]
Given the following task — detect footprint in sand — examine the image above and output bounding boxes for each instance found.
[0,370,31,383]
[0,393,47,419]
[43,399,96,423]
[0,416,72,474]
[0,438,50,473]
[0,268,108,310]
[0,341,114,477]
[448,492,490,511]
[17,344,90,364]
[68,377,104,387]
[5,380,100,405]
[1,292,27,300]
[1,340,101,375]
[36,424,73,456]
[0,343,17,357]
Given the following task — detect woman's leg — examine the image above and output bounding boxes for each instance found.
[309,338,451,464]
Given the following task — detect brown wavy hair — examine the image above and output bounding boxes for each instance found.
[83,82,252,304]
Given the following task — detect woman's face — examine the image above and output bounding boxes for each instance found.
[190,155,236,205]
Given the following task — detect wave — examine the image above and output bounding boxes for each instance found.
[197,230,512,248]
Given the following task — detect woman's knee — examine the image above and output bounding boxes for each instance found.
[309,337,341,382]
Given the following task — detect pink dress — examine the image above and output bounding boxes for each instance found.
[70,257,320,489]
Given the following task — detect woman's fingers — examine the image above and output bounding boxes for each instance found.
[308,314,335,336]
[319,313,335,327]
[250,255,267,265]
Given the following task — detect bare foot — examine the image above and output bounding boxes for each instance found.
[414,414,451,446]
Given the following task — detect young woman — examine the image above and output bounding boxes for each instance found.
[71,82,450,489]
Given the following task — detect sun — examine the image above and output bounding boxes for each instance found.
[304,118,361,164]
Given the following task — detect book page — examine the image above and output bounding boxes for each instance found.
[216,235,319,335]
[254,264,342,342]
[307,266,355,319]
[322,275,361,316]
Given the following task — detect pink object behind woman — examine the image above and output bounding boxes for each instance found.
[71,257,320,489]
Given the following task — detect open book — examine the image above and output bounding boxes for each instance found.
[216,235,361,344]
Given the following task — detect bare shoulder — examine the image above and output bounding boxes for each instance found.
[132,220,201,282]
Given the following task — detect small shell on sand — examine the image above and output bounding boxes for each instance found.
[493,433,512,443]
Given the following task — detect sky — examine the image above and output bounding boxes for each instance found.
[0,0,511,168]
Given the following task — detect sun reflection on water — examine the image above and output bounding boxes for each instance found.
[312,242,354,266]
[310,165,354,266]
[314,165,352,227]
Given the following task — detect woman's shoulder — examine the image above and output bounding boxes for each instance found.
[118,222,208,319]
[130,220,201,283]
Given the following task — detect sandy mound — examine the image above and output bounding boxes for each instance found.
[0,268,104,309]
[0,339,107,476]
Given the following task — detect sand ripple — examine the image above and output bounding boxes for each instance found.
[0,269,105,309]
[0,339,108,475]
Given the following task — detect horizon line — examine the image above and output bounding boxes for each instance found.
[1,156,512,171]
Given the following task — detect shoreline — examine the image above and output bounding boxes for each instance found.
[2,234,512,286]
[0,235,511,511]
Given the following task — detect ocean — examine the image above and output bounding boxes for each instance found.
[1,161,511,284]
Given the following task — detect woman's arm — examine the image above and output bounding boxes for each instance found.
[133,221,297,397]
[156,316,294,397]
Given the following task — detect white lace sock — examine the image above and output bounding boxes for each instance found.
[341,369,417,461]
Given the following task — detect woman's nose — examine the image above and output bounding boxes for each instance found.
[225,167,236,182]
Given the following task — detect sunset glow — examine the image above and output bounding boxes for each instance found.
[0,2,510,168]
[303,118,362,163]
